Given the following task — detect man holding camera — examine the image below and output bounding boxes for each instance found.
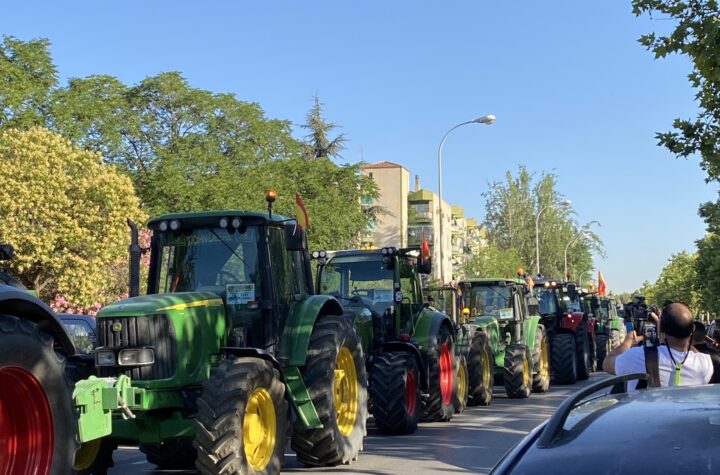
[603,303,713,391]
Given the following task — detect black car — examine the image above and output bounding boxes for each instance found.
[58,313,97,381]
[492,374,720,474]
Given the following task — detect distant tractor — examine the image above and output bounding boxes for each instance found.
[533,279,595,384]
[71,200,368,474]
[458,277,551,402]
[315,247,457,435]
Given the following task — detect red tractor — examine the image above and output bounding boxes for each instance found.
[532,278,595,384]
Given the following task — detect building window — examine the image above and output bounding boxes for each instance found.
[408,225,433,246]
[410,202,432,222]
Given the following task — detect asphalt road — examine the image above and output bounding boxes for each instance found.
[109,373,606,475]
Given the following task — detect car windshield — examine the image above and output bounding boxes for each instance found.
[566,294,582,312]
[61,319,95,355]
[534,288,558,315]
[155,226,261,296]
[465,285,512,318]
[319,254,394,315]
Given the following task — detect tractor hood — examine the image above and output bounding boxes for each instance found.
[97,292,224,317]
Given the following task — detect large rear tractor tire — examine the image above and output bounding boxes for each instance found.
[140,439,196,470]
[453,354,469,414]
[467,331,493,406]
[504,344,532,399]
[194,358,286,475]
[596,333,610,370]
[0,314,78,475]
[421,324,456,422]
[551,333,577,385]
[291,315,367,466]
[531,326,550,393]
[576,327,591,381]
[370,351,421,435]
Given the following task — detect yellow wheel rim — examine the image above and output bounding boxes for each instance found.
[73,439,102,471]
[522,354,530,387]
[243,387,276,471]
[482,351,491,388]
[539,340,549,380]
[458,360,467,401]
[333,346,358,437]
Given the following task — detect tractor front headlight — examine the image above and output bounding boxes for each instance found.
[118,348,155,366]
[95,349,116,366]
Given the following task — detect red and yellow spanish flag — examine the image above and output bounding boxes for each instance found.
[597,271,607,296]
[421,232,431,263]
[295,193,310,231]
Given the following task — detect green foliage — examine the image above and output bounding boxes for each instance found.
[650,251,699,312]
[0,36,377,253]
[695,234,720,316]
[463,245,524,278]
[481,166,602,280]
[633,1,720,229]
[0,128,145,306]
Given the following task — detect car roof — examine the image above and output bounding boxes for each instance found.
[58,313,96,327]
[495,383,720,474]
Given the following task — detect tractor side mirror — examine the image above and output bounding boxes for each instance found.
[527,296,540,315]
[284,223,307,251]
[590,295,600,310]
[0,244,14,261]
[566,283,578,301]
[417,258,431,275]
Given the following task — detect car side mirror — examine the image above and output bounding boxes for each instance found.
[590,295,600,311]
[527,296,539,315]
[284,224,307,251]
[417,259,431,275]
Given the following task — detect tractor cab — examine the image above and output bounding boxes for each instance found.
[315,247,429,344]
[458,279,528,343]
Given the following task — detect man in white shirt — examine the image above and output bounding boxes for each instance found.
[602,303,713,391]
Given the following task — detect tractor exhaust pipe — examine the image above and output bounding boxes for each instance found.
[128,219,141,298]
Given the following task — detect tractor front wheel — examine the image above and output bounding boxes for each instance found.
[140,439,196,470]
[467,331,493,406]
[72,438,117,475]
[291,314,367,466]
[370,351,421,435]
[453,354,469,413]
[596,333,610,369]
[551,333,577,384]
[504,344,532,399]
[576,327,591,381]
[531,326,550,393]
[421,324,456,422]
[0,314,78,475]
[194,358,286,475]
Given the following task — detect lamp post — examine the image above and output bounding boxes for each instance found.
[534,199,571,276]
[437,115,495,284]
[564,232,591,280]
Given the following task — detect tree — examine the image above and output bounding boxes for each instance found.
[0,128,145,306]
[695,233,720,316]
[651,251,699,312]
[463,245,525,279]
[482,166,602,279]
[301,95,347,160]
[0,36,56,129]
[633,1,720,230]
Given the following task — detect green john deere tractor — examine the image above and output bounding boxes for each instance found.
[72,203,368,474]
[583,293,626,368]
[314,247,457,435]
[458,277,551,402]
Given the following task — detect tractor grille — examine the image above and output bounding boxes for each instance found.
[97,315,177,381]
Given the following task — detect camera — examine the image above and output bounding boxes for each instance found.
[625,297,659,347]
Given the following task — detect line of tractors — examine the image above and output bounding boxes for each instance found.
[0,195,628,475]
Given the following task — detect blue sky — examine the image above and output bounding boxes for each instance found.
[2,1,714,292]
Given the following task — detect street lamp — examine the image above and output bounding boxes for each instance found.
[564,231,591,280]
[437,115,495,284]
[534,199,571,276]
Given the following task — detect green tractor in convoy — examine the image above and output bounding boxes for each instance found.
[457,277,551,402]
[314,247,458,435]
[580,291,626,368]
[70,201,369,474]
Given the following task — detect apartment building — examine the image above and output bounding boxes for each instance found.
[359,161,409,248]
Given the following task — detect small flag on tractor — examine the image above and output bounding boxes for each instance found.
[295,193,310,235]
[597,271,607,296]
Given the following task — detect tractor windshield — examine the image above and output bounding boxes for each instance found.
[464,285,512,319]
[154,226,261,296]
[534,288,558,315]
[319,255,394,315]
